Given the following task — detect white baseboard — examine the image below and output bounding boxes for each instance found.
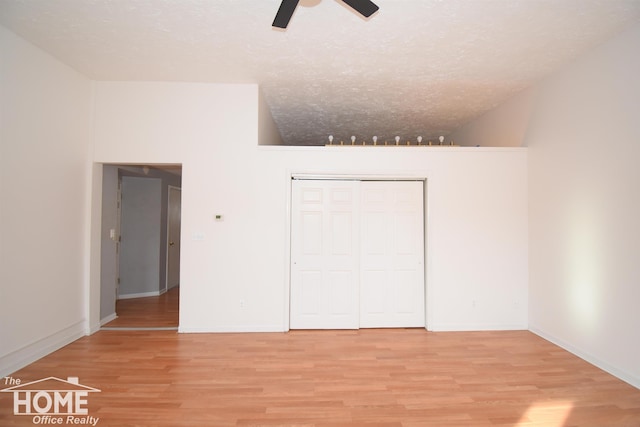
[87,322,101,335]
[530,326,640,390]
[428,322,528,332]
[0,321,86,378]
[100,313,118,326]
[178,324,287,333]
[117,290,162,300]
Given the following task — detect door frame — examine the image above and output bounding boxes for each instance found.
[165,185,182,293]
[115,174,122,300]
[285,172,431,332]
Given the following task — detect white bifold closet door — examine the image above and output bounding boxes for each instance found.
[359,181,425,328]
[290,180,360,329]
[290,179,424,329]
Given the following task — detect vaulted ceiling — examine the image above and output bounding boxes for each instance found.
[2,0,639,145]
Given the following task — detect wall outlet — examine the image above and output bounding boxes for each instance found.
[239,299,245,309]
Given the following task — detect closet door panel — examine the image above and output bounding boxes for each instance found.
[291,180,359,329]
[360,181,425,328]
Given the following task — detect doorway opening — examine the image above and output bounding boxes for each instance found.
[99,164,182,330]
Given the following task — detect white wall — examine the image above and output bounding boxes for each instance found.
[449,23,640,388]
[0,25,92,376]
[99,165,118,323]
[448,87,539,148]
[258,89,284,146]
[91,81,528,334]
[527,24,640,388]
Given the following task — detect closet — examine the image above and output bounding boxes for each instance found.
[290,179,425,329]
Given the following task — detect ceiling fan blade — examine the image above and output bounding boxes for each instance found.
[272,0,300,29]
[341,0,379,18]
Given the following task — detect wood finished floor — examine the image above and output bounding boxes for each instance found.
[1,329,639,426]
[103,286,179,328]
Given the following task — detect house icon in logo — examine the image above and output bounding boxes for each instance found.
[0,377,100,415]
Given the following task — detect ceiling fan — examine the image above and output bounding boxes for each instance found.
[273,0,379,29]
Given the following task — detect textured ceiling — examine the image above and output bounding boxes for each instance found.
[1,0,640,145]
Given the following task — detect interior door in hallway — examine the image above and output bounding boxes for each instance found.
[359,181,425,327]
[167,186,181,290]
[290,180,360,329]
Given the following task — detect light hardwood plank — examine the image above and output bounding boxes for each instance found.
[1,330,639,426]
[103,286,179,328]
